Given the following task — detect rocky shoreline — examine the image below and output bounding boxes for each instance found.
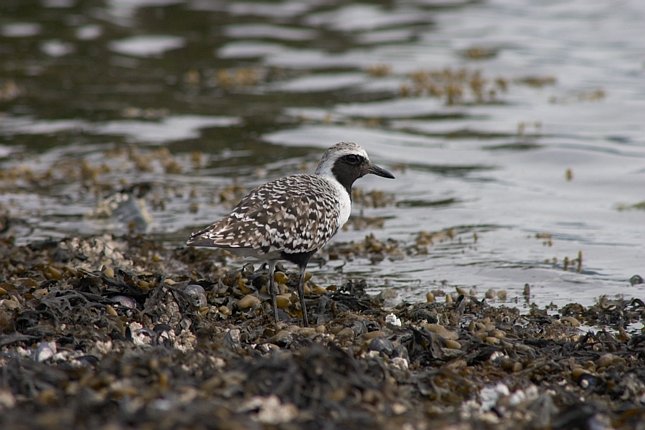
[1,234,644,429]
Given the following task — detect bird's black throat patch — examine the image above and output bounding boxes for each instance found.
[331,155,368,196]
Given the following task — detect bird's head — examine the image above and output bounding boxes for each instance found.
[315,142,394,193]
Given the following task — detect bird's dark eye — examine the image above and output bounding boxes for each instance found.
[344,154,361,165]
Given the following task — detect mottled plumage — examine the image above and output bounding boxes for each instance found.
[187,142,394,326]
[187,175,343,256]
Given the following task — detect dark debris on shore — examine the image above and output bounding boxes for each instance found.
[0,235,644,429]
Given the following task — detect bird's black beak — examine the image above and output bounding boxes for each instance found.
[367,163,395,179]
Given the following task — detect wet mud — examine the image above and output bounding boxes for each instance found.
[1,234,644,429]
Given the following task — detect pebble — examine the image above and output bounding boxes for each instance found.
[238,294,261,309]
[336,327,355,340]
[0,389,16,409]
[361,330,386,341]
[423,323,459,340]
[295,327,317,337]
[385,313,402,327]
[224,329,241,349]
[241,395,298,425]
[444,339,461,350]
[32,288,48,299]
[578,373,600,389]
[369,338,395,356]
[571,367,589,381]
[102,266,115,278]
[185,284,207,307]
[310,285,327,295]
[455,287,468,296]
[42,266,62,281]
[105,305,118,317]
[270,330,293,346]
[561,316,580,327]
[390,357,409,371]
[499,357,521,372]
[276,294,291,309]
[485,336,500,345]
[391,403,407,415]
[34,341,57,362]
[1,297,21,311]
[491,329,506,339]
[629,274,643,285]
[137,280,152,290]
[111,295,137,309]
[596,353,622,368]
[273,271,288,284]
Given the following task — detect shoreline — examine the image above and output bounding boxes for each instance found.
[0,234,643,429]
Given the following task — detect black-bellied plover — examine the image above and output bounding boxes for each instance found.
[187,142,394,326]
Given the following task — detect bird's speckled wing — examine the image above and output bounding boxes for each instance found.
[187,174,342,254]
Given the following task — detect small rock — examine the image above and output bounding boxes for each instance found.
[276,294,291,309]
[629,274,643,286]
[368,338,395,356]
[444,339,461,350]
[391,357,408,371]
[361,330,386,341]
[391,403,407,415]
[596,353,622,368]
[185,284,207,307]
[224,328,241,349]
[0,389,16,409]
[385,313,402,327]
[102,266,115,278]
[111,295,137,309]
[485,336,500,345]
[34,341,57,362]
[423,323,459,341]
[240,395,298,425]
[238,294,261,309]
[271,329,293,346]
[105,304,118,317]
[295,327,317,337]
[490,329,506,339]
[273,271,288,284]
[336,327,355,340]
[561,316,580,327]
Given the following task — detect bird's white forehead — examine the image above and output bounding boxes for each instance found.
[320,142,369,163]
[315,142,369,177]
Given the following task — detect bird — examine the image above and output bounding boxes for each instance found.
[186,142,395,326]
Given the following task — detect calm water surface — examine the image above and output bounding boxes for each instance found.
[1,0,644,307]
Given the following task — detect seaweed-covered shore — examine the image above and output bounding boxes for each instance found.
[0,234,644,429]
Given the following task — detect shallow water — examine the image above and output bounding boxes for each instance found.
[1,0,644,307]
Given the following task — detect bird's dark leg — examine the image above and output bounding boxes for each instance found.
[281,251,315,326]
[297,263,309,327]
[267,260,278,323]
